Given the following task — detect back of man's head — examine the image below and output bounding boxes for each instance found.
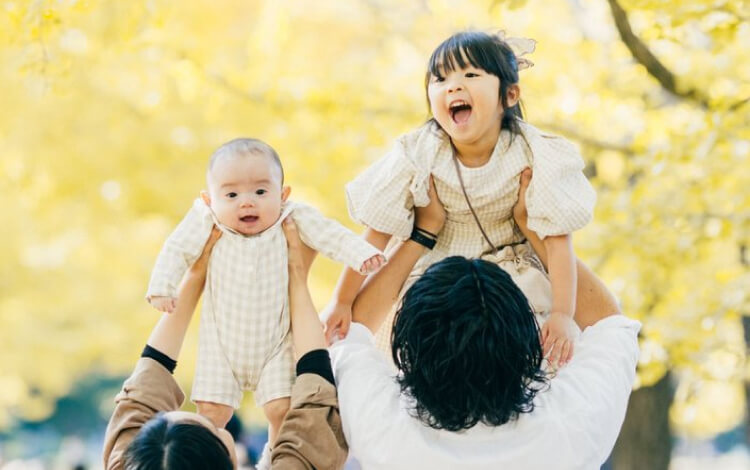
[123,414,233,469]
[391,256,548,432]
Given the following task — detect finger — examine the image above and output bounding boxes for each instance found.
[282,217,299,245]
[324,318,339,343]
[543,337,556,358]
[199,226,222,259]
[324,324,335,343]
[549,340,563,367]
[540,323,549,344]
[340,316,351,338]
[564,342,574,365]
[558,340,571,367]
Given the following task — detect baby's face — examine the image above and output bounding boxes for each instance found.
[204,152,288,236]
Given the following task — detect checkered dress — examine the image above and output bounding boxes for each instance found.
[146,200,382,407]
[346,120,596,349]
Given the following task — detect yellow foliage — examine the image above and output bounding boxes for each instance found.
[0,0,748,438]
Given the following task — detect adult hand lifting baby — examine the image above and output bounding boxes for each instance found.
[148,226,223,314]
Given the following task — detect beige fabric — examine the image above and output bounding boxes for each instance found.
[272,374,348,470]
[147,200,382,407]
[348,120,594,352]
[346,120,595,278]
[102,358,185,470]
[103,358,347,470]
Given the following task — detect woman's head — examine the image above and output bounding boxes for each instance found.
[123,412,235,469]
[425,31,523,145]
[391,256,547,432]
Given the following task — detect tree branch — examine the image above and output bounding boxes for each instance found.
[536,121,635,155]
[606,0,710,108]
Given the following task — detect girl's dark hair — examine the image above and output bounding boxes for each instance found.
[425,31,524,137]
[391,256,547,432]
[123,413,233,470]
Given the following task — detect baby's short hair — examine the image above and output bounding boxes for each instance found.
[208,138,284,184]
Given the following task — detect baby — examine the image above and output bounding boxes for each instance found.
[146,138,384,463]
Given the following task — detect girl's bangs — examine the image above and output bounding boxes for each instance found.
[428,37,486,76]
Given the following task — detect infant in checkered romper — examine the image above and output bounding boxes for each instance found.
[145,138,385,450]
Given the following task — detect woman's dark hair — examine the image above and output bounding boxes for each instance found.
[123,413,233,470]
[425,31,524,137]
[391,256,547,432]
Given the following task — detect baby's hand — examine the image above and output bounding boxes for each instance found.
[359,254,386,274]
[149,296,177,314]
[541,312,577,369]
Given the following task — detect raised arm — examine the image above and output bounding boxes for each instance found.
[323,227,391,342]
[352,177,446,334]
[146,227,221,359]
[146,199,215,313]
[272,218,348,470]
[513,169,620,330]
[282,217,325,356]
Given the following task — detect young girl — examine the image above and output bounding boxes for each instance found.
[324,31,595,368]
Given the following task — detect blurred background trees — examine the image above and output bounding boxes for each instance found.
[1,0,747,468]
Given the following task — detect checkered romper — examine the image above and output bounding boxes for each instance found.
[345,120,596,349]
[147,200,382,407]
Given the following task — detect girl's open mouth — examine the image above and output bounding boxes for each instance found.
[240,215,259,223]
[450,103,472,124]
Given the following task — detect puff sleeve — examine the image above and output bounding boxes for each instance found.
[345,137,430,240]
[145,198,214,300]
[524,131,596,239]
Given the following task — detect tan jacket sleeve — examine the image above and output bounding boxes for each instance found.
[102,358,185,470]
[271,374,348,470]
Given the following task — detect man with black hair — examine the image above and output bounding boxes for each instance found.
[329,171,640,469]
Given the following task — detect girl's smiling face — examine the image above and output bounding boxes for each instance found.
[427,60,505,148]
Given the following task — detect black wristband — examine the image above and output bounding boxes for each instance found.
[409,228,437,249]
[141,345,177,374]
[296,349,335,386]
[414,227,438,239]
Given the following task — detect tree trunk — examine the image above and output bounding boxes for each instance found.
[608,372,673,470]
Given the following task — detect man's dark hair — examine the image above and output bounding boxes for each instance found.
[123,413,233,469]
[391,256,548,432]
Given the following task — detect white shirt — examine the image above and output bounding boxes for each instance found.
[329,315,640,470]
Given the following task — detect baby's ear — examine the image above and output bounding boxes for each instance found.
[200,190,211,206]
[281,185,291,202]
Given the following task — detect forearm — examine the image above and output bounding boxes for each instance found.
[146,257,207,359]
[352,238,425,333]
[330,228,391,305]
[545,234,577,317]
[572,260,621,329]
[288,268,326,356]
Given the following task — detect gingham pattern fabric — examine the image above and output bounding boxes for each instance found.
[346,120,595,284]
[147,199,382,407]
[346,120,595,352]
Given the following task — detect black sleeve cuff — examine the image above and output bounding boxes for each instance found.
[141,345,177,374]
[296,349,335,386]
